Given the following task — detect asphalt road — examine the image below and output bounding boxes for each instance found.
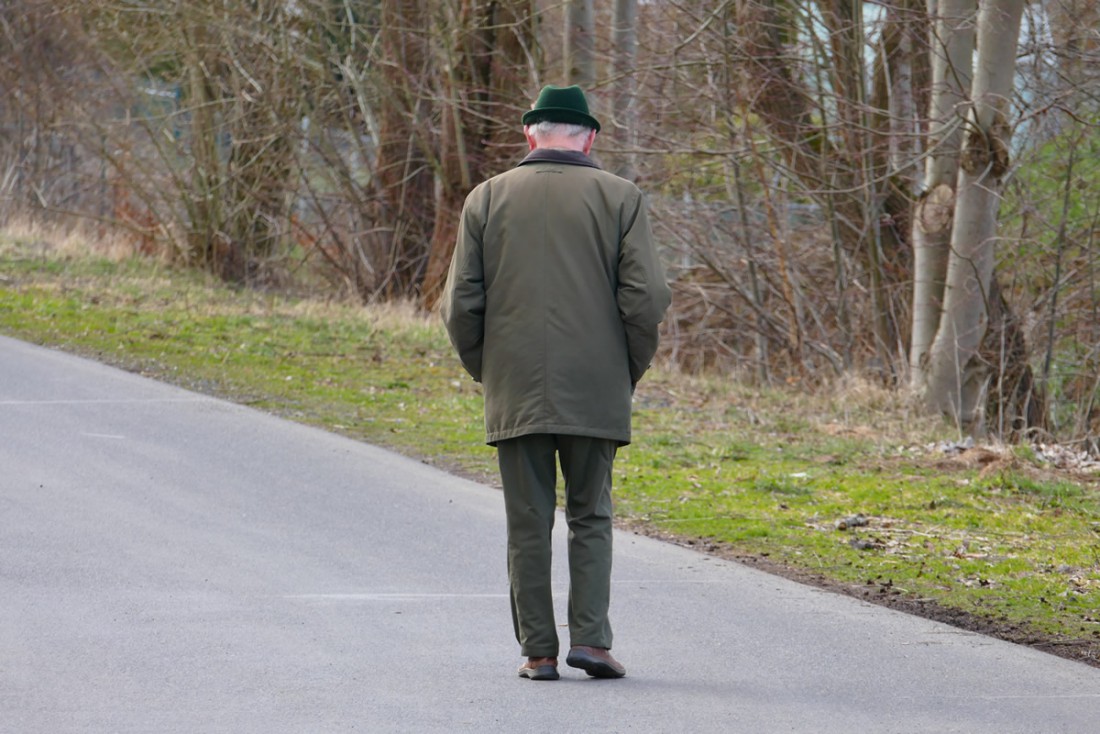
[3,334,1100,733]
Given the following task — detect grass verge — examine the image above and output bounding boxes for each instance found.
[2,231,1099,666]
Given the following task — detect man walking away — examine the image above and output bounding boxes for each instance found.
[441,84,671,681]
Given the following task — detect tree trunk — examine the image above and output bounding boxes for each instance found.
[182,15,224,273]
[923,0,1026,432]
[611,0,637,181]
[910,0,975,384]
[564,0,595,87]
[873,0,927,198]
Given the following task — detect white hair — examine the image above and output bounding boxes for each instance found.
[528,120,594,140]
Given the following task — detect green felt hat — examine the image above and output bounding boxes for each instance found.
[521,85,601,132]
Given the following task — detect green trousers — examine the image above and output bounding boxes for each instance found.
[496,434,618,657]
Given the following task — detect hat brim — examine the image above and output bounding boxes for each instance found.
[522,107,601,132]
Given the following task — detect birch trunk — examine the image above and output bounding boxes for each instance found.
[923,0,1026,431]
[910,0,975,382]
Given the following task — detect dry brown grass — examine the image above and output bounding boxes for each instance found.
[0,217,142,261]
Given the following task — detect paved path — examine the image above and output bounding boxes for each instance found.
[2,335,1100,733]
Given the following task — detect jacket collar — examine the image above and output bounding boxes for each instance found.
[517,148,601,170]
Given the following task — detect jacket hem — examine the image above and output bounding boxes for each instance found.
[486,424,630,447]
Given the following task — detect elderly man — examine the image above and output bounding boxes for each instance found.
[441,84,671,681]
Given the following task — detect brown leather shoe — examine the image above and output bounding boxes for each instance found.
[566,646,626,678]
[517,656,559,681]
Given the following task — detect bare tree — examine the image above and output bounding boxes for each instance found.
[418,0,538,307]
[0,1,109,225]
[374,0,435,297]
[920,0,1031,433]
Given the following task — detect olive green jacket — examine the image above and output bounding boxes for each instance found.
[441,149,671,446]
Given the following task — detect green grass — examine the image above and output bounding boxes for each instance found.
[3,232,1100,661]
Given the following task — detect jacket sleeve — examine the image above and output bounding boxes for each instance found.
[441,188,487,382]
[617,190,672,385]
